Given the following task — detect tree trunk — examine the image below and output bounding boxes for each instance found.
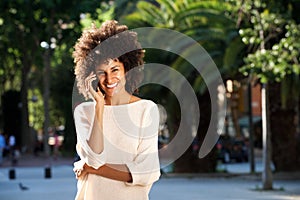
[20,67,29,150]
[248,80,255,173]
[43,49,51,157]
[261,83,273,190]
[174,90,217,173]
[269,83,299,171]
[230,88,241,137]
[20,57,31,153]
[295,87,300,167]
[18,26,33,153]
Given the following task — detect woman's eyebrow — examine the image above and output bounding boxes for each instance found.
[111,65,120,70]
[96,69,105,73]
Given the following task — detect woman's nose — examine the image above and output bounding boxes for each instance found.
[105,73,114,83]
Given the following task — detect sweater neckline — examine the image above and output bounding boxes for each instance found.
[103,99,146,108]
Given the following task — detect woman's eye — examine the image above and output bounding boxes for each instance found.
[96,71,105,76]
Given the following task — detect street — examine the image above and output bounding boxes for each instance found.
[219,157,275,174]
[0,164,300,200]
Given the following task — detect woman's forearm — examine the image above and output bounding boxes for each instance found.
[87,104,104,154]
[86,163,132,183]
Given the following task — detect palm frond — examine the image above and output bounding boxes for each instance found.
[175,8,234,28]
[137,1,166,26]
[183,27,228,42]
[157,0,180,13]
[123,13,151,28]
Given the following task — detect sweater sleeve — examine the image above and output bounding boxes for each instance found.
[73,102,106,169]
[126,102,161,186]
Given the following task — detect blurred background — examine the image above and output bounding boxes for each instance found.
[0,0,299,186]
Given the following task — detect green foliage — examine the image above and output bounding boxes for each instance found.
[0,0,105,152]
[240,21,300,81]
[236,0,300,83]
[123,2,242,173]
[124,0,240,93]
[28,89,44,131]
[80,1,115,28]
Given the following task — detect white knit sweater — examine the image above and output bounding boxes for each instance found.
[73,99,161,200]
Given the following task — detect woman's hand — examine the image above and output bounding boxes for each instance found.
[85,72,105,104]
[74,163,95,179]
[74,167,88,179]
[73,160,88,180]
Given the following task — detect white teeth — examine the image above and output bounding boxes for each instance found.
[107,82,117,88]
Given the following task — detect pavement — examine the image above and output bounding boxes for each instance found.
[0,154,300,200]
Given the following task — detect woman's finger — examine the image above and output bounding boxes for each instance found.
[97,87,104,98]
[84,72,105,103]
[85,73,96,92]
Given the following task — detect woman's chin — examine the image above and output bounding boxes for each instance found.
[105,89,118,97]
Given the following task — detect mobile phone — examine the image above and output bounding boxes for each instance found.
[92,79,105,94]
[97,83,105,94]
[91,77,98,91]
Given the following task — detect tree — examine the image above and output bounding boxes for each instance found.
[232,0,300,189]
[56,1,116,155]
[0,0,103,156]
[123,0,241,172]
[0,0,37,151]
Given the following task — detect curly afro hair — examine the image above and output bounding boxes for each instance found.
[73,20,145,100]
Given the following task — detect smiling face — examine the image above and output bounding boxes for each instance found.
[95,58,126,97]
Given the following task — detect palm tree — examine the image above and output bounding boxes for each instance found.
[123,0,243,172]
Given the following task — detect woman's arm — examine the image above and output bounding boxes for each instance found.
[87,103,104,153]
[80,163,133,183]
[85,73,105,154]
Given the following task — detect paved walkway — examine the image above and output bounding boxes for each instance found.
[0,154,300,200]
[0,154,74,168]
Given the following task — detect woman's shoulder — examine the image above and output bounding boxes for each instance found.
[128,99,159,117]
[129,98,157,108]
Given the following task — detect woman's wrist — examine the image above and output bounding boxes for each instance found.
[95,103,104,118]
[95,102,104,111]
[84,163,102,176]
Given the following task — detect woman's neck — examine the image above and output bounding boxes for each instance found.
[104,91,132,106]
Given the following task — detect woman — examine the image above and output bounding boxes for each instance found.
[72,20,160,200]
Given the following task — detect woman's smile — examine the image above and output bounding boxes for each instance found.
[106,82,118,89]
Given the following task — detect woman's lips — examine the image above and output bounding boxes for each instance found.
[106,82,118,88]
